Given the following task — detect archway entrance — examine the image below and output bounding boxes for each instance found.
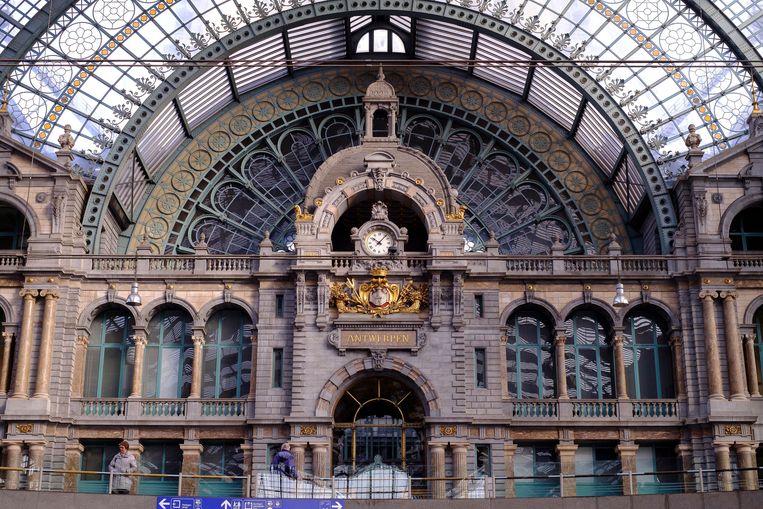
[332,375,426,478]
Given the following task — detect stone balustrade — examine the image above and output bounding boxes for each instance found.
[508,399,680,424]
[71,398,249,422]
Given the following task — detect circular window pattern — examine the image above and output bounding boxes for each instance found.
[252,101,275,122]
[92,0,136,29]
[145,217,169,239]
[29,66,72,94]
[625,1,669,31]
[659,23,701,60]
[713,92,748,131]
[548,150,571,172]
[171,170,195,192]
[58,22,103,57]
[208,131,231,152]
[276,90,300,111]
[529,132,552,153]
[564,171,589,193]
[460,90,483,111]
[485,102,508,122]
[580,193,602,215]
[436,82,458,102]
[591,218,614,240]
[188,150,212,171]
[9,92,48,130]
[303,82,325,102]
[329,76,351,96]
[508,115,531,136]
[409,76,432,97]
[156,193,181,215]
[229,115,252,136]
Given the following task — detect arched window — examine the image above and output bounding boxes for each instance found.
[506,309,555,399]
[279,131,323,187]
[144,308,193,398]
[623,311,675,399]
[402,117,440,159]
[0,204,31,249]
[372,109,390,137]
[202,309,253,398]
[321,117,357,155]
[730,206,763,251]
[564,309,614,399]
[83,309,134,398]
[754,307,763,395]
[356,29,405,53]
[436,131,481,188]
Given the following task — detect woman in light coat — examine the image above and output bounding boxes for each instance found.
[109,440,137,494]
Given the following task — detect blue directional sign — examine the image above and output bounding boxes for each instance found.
[156,497,344,509]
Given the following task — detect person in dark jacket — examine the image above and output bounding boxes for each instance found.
[270,443,297,478]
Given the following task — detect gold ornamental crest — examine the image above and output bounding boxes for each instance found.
[330,268,428,317]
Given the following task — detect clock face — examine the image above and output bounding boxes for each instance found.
[364,229,394,255]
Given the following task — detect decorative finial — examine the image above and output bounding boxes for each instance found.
[0,78,8,113]
[753,78,761,115]
[685,124,702,151]
[377,63,385,81]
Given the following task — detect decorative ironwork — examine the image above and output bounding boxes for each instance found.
[330,268,428,317]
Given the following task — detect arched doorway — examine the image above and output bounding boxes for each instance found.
[332,375,426,478]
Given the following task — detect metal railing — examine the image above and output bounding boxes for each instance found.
[0,465,760,498]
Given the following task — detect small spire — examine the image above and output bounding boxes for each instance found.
[753,78,761,115]
[377,63,385,81]
[0,78,8,113]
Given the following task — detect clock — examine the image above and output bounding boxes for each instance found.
[364,228,394,255]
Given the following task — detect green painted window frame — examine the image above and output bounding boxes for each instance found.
[730,206,763,251]
[623,313,675,399]
[514,443,560,498]
[199,442,245,497]
[138,442,181,496]
[84,309,134,398]
[565,311,614,400]
[202,309,252,398]
[144,308,193,398]
[80,442,119,493]
[635,444,681,495]
[506,311,555,399]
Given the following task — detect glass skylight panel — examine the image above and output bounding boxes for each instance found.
[474,34,530,96]
[415,19,472,70]
[612,155,645,215]
[390,16,411,33]
[136,105,185,176]
[575,103,622,175]
[114,153,150,215]
[178,65,233,131]
[350,16,372,32]
[230,34,287,94]
[528,67,582,130]
[287,19,346,67]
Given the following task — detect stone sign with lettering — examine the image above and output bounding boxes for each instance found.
[339,330,417,349]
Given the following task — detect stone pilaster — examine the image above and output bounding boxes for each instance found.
[720,292,747,400]
[126,441,144,495]
[670,335,687,399]
[676,443,694,493]
[180,442,203,496]
[743,334,760,397]
[311,443,330,479]
[735,442,758,491]
[451,443,468,498]
[429,442,446,499]
[713,442,733,492]
[33,290,59,399]
[189,335,205,398]
[71,335,89,398]
[3,441,23,489]
[556,443,578,497]
[247,335,258,400]
[0,331,13,395]
[503,443,518,498]
[290,444,305,477]
[27,441,46,491]
[554,334,569,399]
[699,291,724,399]
[129,336,147,397]
[616,443,639,495]
[64,442,84,492]
[11,289,37,398]
[613,334,629,399]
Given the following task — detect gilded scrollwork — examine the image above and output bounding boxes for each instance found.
[330,268,428,317]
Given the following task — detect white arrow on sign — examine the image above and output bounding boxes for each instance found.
[158,499,169,509]
[332,502,342,509]
[221,500,232,509]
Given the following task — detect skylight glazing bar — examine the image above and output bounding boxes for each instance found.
[178,65,233,131]
[473,34,530,95]
[575,102,622,175]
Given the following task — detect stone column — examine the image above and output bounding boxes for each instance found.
[735,443,758,491]
[616,444,639,495]
[312,444,330,480]
[720,292,747,400]
[556,443,578,497]
[247,335,258,400]
[63,442,84,492]
[670,335,687,399]
[290,443,305,477]
[71,335,89,398]
[714,443,733,492]
[33,289,59,399]
[452,443,468,498]
[27,441,46,491]
[0,331,13,395]
[676,443,694,493]
[503,443,518,498]
[180,442,203,496]
[189,335,205,398]
[11,289,37,398]
[129,335,147,397]
[241,444,254,497]
[554,334,569,399]
[700,291,724,399]
[429,443,446,499]
[3,441,23,489]
[743,334,760,397]
[613,334,629,399]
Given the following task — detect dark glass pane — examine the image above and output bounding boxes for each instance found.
[514,447,534,476]
[200,444,224,475]
[280,131,323,187]
[322,118,357,155]
[460,154,522,208]
[104,313,131,344]
[600,346,613,398]
[101,348,123,398]
[402,118,440,158]
[243,153,302,206]
[578,348,599,398]
[507,348,518,397]
[520,348,540,398]
[83,348,101,397]
[143,347,159,397]
[202,346,218,398]
[436,131,480,188]
[541,348,555,398]
[658,347,676,398]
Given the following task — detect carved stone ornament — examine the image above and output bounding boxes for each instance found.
[15,423,33,434]
[300,425,317,436]
[372,168,387,192]
[440,425,457,437]
[685,124,702,151]
[370,349,386,371]
[330,268,428,317]
[723,424,742,435]
[327,329,344,355]
[694,192,707,224]
[371,201,389,221]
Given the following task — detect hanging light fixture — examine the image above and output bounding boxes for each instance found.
[612,254,628,308]
[126,281,142,306]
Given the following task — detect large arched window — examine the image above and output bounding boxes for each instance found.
[506,308,555,399]
[564,309,614,399]
[402,117,440,159]
[623,311,675,399]
[83,309,134,398]
[0,204,31,249]
[436,131,481,189]
[730,206,763,251]
[202,309,253,398]
[144,308,193,398]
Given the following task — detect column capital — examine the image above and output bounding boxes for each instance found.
[612,334,625,346]
[65,442,85,454]
[1,331,13,342]
[246,334,258,345]
[131,335,147,346]
[19,288,38,299]
[192,335,205,346]
[719,290,737,300]
[179,443,204,455]
[699,290,718,300]
[742,333,757,344]
[40,289,60,299]
[675,443,693,455]
[734,442,754,454]
[669,334,682,347]
[429,442,447,451]
[75,335,89,347]
[616,444,639,456]
[713,442,732,452]
[1,440,24,448]
[450,442,470,452]
[554,334,567,346]
[556,443,578,456]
